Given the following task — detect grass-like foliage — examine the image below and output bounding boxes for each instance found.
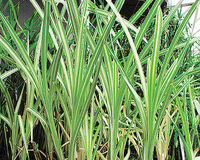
[0,0,200,159]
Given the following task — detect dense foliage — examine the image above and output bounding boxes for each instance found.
[0,0,200,159]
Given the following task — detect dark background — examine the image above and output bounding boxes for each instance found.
[1,0,168,25]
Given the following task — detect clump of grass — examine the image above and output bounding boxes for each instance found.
[0,0,200,160]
